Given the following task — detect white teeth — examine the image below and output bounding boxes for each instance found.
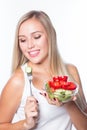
[29,50,40,57]
[30,51,38,55]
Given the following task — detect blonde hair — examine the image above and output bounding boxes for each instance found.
[12,10,68,75]
[11,10,86,110]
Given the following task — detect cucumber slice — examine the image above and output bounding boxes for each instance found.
[25,66,32,74]
[53,89,72,102]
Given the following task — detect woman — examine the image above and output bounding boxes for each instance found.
[0,10,87,130]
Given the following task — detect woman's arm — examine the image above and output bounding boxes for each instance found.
[0,68,38,130]
[67,63,87,112]
[0,120,28,130]
[64,101,87,130]
[65,64,87,130]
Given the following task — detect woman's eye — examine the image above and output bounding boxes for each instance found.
[34,35,41,39]
[19,39,26,43]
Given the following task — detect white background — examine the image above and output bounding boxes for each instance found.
[0,1,87,129]
[0,0,87,97]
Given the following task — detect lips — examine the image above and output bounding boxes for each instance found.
[29,49,40,57]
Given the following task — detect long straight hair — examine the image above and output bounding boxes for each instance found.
[11,10,86,111]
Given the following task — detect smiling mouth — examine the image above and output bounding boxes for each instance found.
[29,50,40,57]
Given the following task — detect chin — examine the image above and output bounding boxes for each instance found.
[30,56,47,64]
[31,59,41,64]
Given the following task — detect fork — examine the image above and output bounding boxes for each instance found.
[25,66,33,96]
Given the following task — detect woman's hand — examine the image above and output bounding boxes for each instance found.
[40,91,63,106]
[40,91,77,107]
[24,96,39,129]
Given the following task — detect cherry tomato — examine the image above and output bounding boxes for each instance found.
[48,81,61,90]
[53,76,59,82]
[57,76,68,82]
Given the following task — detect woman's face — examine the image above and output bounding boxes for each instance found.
[18,18,49,64]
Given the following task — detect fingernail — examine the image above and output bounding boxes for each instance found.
[73,96,77,101]
[36,100,38,103]
[39,92,43,95]
[53,98,56,101]
[44,93,46,96]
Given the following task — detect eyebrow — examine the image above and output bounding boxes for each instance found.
[18,31,43,37]
[18,35,25,38]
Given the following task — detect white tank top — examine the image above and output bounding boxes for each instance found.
[12,63,72,130]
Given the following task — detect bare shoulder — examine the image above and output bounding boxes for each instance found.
[66,63,78,74]
[11,67,25,87]
[66,63,81,85]
[1,67,25,100]
[0,67,25,122]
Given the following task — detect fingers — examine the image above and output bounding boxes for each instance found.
[40,92,63,107]
[24,96,39,129]
[25,96,39,118]
[72,95,77,101]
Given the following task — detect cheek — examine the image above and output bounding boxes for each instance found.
[41,42,49,57]
[19,43,26,52]
[43,40,49,52]
[41,37,48,49]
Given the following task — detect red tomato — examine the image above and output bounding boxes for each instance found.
[67,82,76,90]
[48,76,76,91]
[60,81,69,88]
[48,81,61,90]
[62,82,76,90]
[58,76,68,82]
[53,76,59,82]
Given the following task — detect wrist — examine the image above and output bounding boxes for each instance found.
[64,101,75,108]
[23,118,35,130]
[24,122,30,130]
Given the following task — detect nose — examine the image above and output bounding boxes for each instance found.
[27,38,34,49]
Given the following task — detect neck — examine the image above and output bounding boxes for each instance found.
[28,61,50,72]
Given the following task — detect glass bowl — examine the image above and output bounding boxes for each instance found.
[45,76,79,103]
